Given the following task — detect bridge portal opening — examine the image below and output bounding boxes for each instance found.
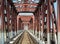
[24,24,28,30]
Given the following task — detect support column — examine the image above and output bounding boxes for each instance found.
[36,19,37,37]
[57,0,60,44]
[11,8,14,38]
[6,4,10,42]
[17,16,19,34]
[33,15,34,34]
[1,11,4,44]
[37,11,40,39]
[38,7,41,40]
[41,4,44,41]
[35,14,37,37]
[36,11,40,39]
[35,12,39,38]
[15,15,17,35]
[14,13,16,36]
[38,18,40,40]
[47,0,51,44]
[12,9,16,37]
[0,1,4,43]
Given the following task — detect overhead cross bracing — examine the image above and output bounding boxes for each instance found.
[12,0,40,13]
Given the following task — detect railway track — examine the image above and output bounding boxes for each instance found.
[20,31,35,44]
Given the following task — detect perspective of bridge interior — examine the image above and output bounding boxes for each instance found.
[0,0,60,44]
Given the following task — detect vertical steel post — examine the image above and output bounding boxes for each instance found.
[47,0,51,44]
[57,0,60,44]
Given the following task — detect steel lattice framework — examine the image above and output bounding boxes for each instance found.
[1,0,60,44]
[12,0,40,13]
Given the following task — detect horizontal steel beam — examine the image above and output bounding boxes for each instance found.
[18,11,34,13]
[14,3,38,6]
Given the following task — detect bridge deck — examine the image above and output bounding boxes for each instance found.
[20,31,35,44]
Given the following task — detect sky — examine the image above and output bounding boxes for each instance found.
[54,1,57,19]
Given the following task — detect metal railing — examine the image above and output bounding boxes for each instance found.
[9,31,24,44]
